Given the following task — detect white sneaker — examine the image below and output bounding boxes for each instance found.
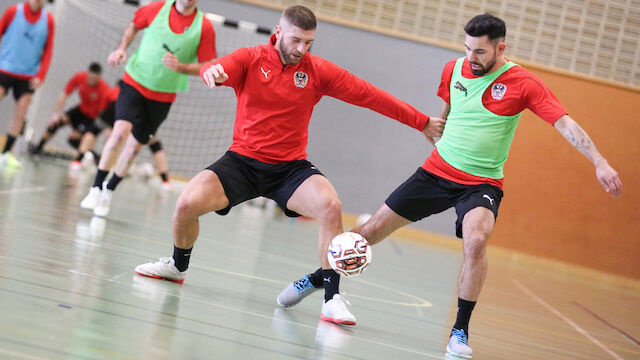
[135,257,187,284]
[81,186,102,210]
[93,188,113,217]
[320,294,356,325]
[161,180,172,191]
[81,152,95,168]
[446,329,473,359]
[69,160,82,171]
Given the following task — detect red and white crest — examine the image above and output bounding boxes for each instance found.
[294,71,308,88]
[491,83,507,100]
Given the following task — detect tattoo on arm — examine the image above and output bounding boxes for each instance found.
[560,122,602,163]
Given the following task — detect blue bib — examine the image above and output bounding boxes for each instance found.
[0,3,49,76]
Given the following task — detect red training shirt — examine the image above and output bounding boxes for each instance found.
[64,72,110,119]
[0,3,55,81]
[424,57,568,188]
[123,0,217,103]
[200,34,429,164]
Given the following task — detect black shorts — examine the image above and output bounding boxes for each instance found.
[115,81,172,145]
[385,168,504,238]
[66,106,98,135]
[96,101,116,130]
[206,151,324,217]
[0,72,34,100]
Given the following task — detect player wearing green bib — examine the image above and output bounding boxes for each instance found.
[352,14,622,358]
[80,0,217,217]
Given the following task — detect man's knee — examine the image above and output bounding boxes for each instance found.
[463,231,489,260]
[318,197,342,222]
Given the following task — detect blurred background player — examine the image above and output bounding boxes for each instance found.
[29,62,109,169]
[86,82,172,188]
[0,0,54,168]
[80,0,216,216]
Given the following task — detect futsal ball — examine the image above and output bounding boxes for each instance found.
[327,232,372,276]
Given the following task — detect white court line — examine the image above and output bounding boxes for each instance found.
[2,255,445,359]
[0,186,46,195]
[511,278,624,360]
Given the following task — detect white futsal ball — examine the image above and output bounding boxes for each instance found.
[327,232,372,276]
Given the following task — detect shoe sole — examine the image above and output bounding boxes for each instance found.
[445,347,472,359]
[135,271,185,284]
[320,314,356,326]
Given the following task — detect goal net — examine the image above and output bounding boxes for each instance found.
[26,0,271,178]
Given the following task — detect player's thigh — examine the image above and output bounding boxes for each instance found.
[286,174,341,220]
[177,169,230,216]
[14,93,33,117]
[0,85,6,99]
[354,203,412,245]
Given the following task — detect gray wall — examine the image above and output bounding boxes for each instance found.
[0,0,461,237]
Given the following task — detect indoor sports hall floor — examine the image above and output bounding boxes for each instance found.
[0,158,638,360]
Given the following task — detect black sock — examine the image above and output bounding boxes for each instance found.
[36,138,46,151]
[160,172,168,182]
[307,267,324,287]
[172,245,192,272]
[322,269,340,302]
[106,174,123,191]
[453,298,476,335]
[2,135,16,153]
[93,169,109,189]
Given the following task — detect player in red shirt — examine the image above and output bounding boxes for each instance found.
[134,5,445,326]
[0,0,54,168]
[29,63,109,167]
[80,0,217,216]
[346,14,622,358]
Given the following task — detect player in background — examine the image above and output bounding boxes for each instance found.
[346,14,621,358]
[134,5,445,326]
[80,0,216,216]
[88,82,172,189]
[0,0,54,168]
[28,62,109,169]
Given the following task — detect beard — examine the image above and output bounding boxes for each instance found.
[278,41,303,65]
[470,57,496,76]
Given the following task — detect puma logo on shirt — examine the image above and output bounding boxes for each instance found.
[260,67,271,79]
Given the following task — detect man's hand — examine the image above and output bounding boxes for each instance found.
[595,159,622,197]
[422,116,446,139]
[162,52,180,72]
[201,64,229,88]
[108,49,127,66]
[29,77,42,90]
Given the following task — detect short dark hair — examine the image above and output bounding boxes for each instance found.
[464,13,506,41]
[283,5,316,30]
[88,62,102,74]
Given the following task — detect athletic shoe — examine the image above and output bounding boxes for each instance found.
[446,329,473,359]
[277,274,321,307]
[0,152,21,168]
[81,151,95,168]
[69,160,82,171]
[80,186,102,210]
[320,294,356,325]
[135,257,186,284]
[27,142,41,155]
[161,180,172,191]
[93,188,113,217]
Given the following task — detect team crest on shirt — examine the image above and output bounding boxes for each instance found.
[491,83,507,100]
[294,72,308,88]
